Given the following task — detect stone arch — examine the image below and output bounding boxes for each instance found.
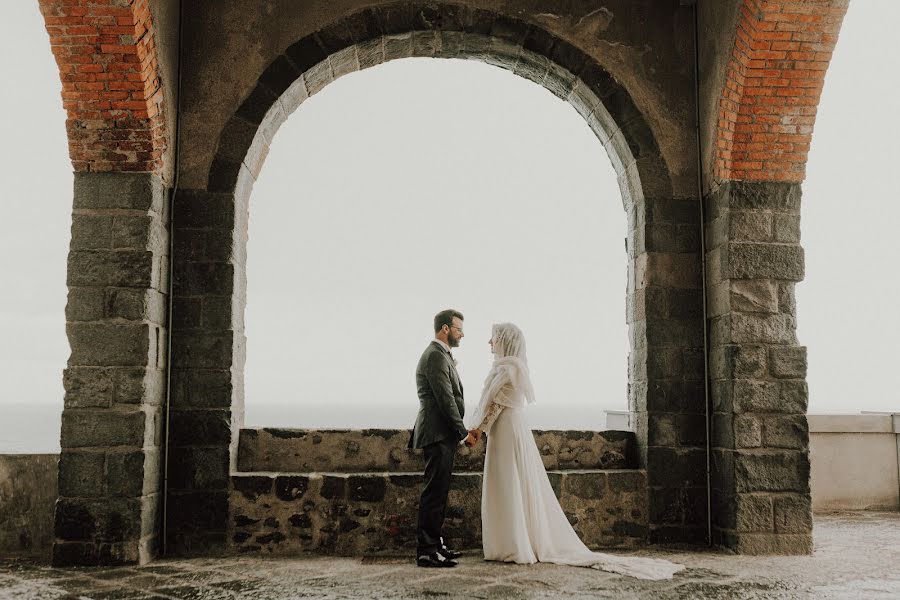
[167,4,708,553]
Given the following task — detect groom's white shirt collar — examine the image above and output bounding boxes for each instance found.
[433,339,451,354]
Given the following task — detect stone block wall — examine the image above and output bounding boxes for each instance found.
[629,196,708,544]
[166,186,250,556]
[706,180,812,554]
[55,172,170,566]
[229,428,647,556]
[230,470,647,556]
[237,428,635,473]
[0,455,58,560]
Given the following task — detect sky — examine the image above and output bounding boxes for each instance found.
[0,1,897,451]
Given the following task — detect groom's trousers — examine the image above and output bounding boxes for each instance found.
[416,438,457,555]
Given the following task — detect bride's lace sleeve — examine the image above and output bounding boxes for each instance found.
[477,400,504,434]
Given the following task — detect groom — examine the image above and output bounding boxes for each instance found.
[409,309,476,568]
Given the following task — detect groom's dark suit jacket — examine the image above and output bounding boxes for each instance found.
[409,341,467,449]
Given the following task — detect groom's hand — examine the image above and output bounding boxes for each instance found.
[463,432,477,447]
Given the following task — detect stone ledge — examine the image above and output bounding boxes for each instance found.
[229,469,648,556]
[237,428,636,473]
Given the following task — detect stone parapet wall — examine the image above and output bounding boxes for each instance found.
[229,469,647,556]
[237,428,636,473]
[0,455,58,560]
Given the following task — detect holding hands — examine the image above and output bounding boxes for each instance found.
[463,428,482,447]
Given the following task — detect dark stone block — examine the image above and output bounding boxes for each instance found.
[167,446,229,491]
[285,35,329,72]
[215,115,258,165]
[436,4,472,32]
[389,474,420,488]
[263,517,280,529]
[74,172,165,211]
[52,541,99,567]
[353,508,371,517]
[580,61,617,99]
[259,55,302,98]
[170,330,234,370]
[345,9,382,42]
[169,409,231,447]
[235,83,278,125]
[465,8,494,35]
[489,15,528,45]
[172,262,235,298]
[723,181,802,211]
[612,521,648,539]
[67,250,154,288]
[377,4,414,35]
[340,519,361,533]
[233,531,252,543]
[170,368,233,409]
[550,39,587,78]
[172,191,235,230]
[522,24,556,57]
[58,451,105,497]
[546,472,562,498]
[315,21,354,53]
[348,476,386,502]
[275,476,309,501]
[609,470,645,494]
[106,450,147,497]
[255,531,286,544]
[320,475,347,499]
[55,500,95,541]
[233,515,259,527]
[166,491,228,533]
[289,513,312,528]
[206,156,242,193]
[61,409,146,449]
[231,476,272,501]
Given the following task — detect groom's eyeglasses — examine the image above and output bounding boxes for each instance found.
[450,326,464,334]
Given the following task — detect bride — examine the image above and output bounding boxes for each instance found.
[466,322,684,580]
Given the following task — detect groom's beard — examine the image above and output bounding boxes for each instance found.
[448,333,461,347]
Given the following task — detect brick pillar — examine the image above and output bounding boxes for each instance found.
[55,172,169,566]
[166,186,248,555]
[706,180,811,554]
[629,196,708,544]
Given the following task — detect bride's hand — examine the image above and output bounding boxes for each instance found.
[463,431,477,447]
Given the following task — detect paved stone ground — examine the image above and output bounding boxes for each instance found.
[2,512,899,599]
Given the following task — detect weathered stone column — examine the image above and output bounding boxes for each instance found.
[166,182,249,555]
[628,196,708,544]
[55,173,169,566]
[706,181,811,554]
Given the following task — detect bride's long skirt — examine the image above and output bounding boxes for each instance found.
[481,407,684,580]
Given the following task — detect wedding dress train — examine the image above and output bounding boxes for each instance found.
[480,406,684,580]
[471,323,684,581]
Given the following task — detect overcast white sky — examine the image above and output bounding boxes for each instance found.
[0,1,897,451]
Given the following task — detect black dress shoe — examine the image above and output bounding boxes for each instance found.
[417,551,458,568]
[438,546,463,560]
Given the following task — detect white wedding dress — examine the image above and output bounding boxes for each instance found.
[471,323,684,581]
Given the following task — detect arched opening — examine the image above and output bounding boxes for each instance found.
[167,8,707,553]
[243,57,627,431]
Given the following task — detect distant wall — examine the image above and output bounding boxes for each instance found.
[810,415,900,512]
[0,454,58,560]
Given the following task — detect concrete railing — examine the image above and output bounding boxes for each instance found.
[809,413,900,512]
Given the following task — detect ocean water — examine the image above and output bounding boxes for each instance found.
[0,401,615,454]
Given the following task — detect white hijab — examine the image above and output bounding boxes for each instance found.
[469,322,537,428]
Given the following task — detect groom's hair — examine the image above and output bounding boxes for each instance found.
[434,309,464,333]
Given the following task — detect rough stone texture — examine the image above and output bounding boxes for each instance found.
[3,513,899,598]
[237,428,635,473]
[167,188,249,557]
[55,173,170,566]
[229,469,648,556]
[705,181,811,555]
[0,455,58,560]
